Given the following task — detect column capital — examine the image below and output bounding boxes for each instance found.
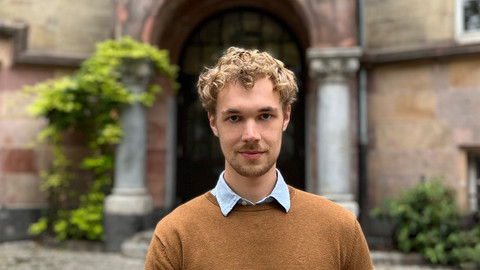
[119,57,156,91]
[307,47,362,80]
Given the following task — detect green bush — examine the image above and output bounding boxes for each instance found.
[372,178,480,268]
[26,36,178,241]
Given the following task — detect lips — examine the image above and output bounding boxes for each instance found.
[239,150,264,159]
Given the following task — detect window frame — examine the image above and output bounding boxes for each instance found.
[468,152,480,211]
[455,0,480,43]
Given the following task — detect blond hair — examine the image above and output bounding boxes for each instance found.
[197,47,298,114]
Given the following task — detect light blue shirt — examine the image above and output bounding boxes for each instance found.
[211,169,291,216]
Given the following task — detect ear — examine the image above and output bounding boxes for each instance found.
[282,105,291,132]
[208,112,219,137]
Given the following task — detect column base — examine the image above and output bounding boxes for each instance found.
[322,193,359,217]
[103,191,154,251]
[103,212,153,252]
[104,189,153,215]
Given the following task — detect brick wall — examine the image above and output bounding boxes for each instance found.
[0,62,83,208]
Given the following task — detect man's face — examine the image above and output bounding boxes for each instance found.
[208,77,291,178]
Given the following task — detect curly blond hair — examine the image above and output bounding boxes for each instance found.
[197,47,298,114]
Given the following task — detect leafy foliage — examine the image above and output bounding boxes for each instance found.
[372,178,480,268]
[26,36,178,241]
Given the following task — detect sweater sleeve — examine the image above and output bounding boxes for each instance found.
[144,232,177,270]
[344,219,374,270]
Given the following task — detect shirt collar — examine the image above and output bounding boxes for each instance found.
[211,169,291,216]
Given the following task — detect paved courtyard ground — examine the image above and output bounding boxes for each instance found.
[0,241,144,270]
[0,240,459,270]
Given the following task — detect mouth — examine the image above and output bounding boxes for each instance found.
[239,150,265,160]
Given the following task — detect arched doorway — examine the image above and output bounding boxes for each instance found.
[176,8,305,203]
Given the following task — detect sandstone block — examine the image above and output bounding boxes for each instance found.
[373,121,450,151]
[365,0,453,48]
[373,62,434,94]
[369,90,436,123]
[449,58,480,89]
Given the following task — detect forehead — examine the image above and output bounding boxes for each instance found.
[216,78,281,112]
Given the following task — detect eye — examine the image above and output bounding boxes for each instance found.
[260,114,272,120]
[228,115,240,122]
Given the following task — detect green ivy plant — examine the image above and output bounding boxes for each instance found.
[26,36,178,241]
[372,178,480,268]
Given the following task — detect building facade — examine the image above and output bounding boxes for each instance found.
[1,0,479,244]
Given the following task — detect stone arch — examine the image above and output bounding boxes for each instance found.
[133,0,359,207]
[144,0,313,64]
[140,0,314,206]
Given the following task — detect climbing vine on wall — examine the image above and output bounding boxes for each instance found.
[26,36,178,241]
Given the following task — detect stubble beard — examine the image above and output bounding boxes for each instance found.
[229,155,276,178]
[226,144,278,178]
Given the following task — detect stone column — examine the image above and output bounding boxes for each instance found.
[307,47,361,217]
[104,58,154,251]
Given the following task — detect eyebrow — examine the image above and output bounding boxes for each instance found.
[221,106,278,115]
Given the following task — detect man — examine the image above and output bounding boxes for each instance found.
[145,47,374,269]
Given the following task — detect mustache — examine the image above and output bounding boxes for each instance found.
[237,144,268,152]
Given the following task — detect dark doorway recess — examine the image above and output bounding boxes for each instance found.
[176,8,305,203]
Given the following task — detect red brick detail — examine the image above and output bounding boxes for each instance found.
[146,149,166,175]
[0,66,54,92]
[147,173,165,208]
[1,149,37,173]
[147,122,166,149]
[146,149,167,207]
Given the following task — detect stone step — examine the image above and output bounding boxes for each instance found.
[121,229,154,259]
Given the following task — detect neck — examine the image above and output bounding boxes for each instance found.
[223,164,277,203]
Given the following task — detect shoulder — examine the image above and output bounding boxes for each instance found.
[289,187,368,250]
[147,193,219,269]
[289,188,373,268]
[289,187,357,225]
[155,192,218,233]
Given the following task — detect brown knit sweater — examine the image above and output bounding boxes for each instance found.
[145,186,373,270]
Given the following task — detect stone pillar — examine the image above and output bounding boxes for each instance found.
[307,47,361,217]
[104,58,155,251]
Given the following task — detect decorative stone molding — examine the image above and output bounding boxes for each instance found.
[363,41,480,65]
[118,57,155,87]
[0,19,87,67]
[307,47,362,81]
[0,20,28,54]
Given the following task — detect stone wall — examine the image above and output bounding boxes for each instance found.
[363,0,480,213]
[0,0,113,53]
[364,0,454,49]
[0,0,114,241]
[367,57,480,211]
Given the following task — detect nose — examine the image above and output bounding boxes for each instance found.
[242,119,261,142]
